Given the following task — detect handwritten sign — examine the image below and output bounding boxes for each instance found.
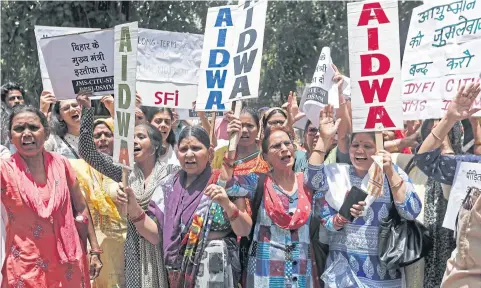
[303,47,336,128]
[113,22,138,169]
[196,5,239,111]
[224,0,268,103]
[347,0,404,132]
[402,0,481,120]
[443,161,481,230]
[137,29,204,109]
[40,29,114,100]
[295,76,350,130]
[34,26,99,92]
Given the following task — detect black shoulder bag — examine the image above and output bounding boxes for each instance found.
[239,173,266,274]
[378,180,433,270]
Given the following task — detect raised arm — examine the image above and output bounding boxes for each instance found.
[419,83,481,154]
[309,105,341,166]
[333,66,351,155]
[77,93,122,182]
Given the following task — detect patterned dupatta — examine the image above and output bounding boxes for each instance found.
[178,170,221,288]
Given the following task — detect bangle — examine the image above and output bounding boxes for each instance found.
[217,179,227,188]
[89,248,103,255]
[75,214,89,224]
[225,206,240,222]
[475,142,481,146]
[312,149,326,154]
[390,179,404,189]
[223,157,235,168]
[431,131,443,142]
[130,211,146,223]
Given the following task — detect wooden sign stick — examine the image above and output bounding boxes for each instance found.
[119,168,129,216]
[228,101,243,158]
[375,131,384,151]
[209,112,217,146]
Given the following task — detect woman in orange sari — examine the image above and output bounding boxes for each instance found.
[222,108,270,216]
[1,106,102,287]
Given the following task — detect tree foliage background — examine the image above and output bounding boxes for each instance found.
[1,0,422,108]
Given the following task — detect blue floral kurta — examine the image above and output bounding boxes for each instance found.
[414,148,481,185]
[225,168,325,288]
[311,163,422,288]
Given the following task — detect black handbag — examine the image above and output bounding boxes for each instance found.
[378,181,433,270]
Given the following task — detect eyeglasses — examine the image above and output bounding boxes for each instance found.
[60,102,80,112]
[269,140,293,151]
[267,120,285,127]
[307,127,319,135]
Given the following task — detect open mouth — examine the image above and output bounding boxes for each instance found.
[184,160,196,168]
[22,140,36,148]
[281,155,292,162]
[355,156,368,161]
[71,115,80,120]
[240,134,249,139]
[133,146,142,153]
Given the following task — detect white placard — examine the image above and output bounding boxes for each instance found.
[443,161,481,230]
[34,26,100,92]
[224,0,268,103]
[196,5,239,111]
[113,22,138,169]
[137,29,204,109]
[295,77,350,130]
[40,29,114,100]
[303,47,337,128]
[348,0,404,132]
[402,0,481,120]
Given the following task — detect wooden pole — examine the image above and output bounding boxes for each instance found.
[209,112,217,146]
[375,131,384,151]
[228,101,243,152]
[119,168,129,216]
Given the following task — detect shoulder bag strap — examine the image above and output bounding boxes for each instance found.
[61,137,80,159]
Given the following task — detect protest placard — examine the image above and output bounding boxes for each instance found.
[402,0,481,120]
[302,47,337,128]
[34,26,99,92]
[224,0,268,103]
[347,0,404,132]
[295,76,350,130]
[113,22,138,169]
[443,161,481,230]
[40,29,114,100]
[196,5,239,112]
[137,29,204,109]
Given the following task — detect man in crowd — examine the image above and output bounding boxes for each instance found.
[0,82,26,148]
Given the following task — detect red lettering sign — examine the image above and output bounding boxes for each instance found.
[154,90,179,106]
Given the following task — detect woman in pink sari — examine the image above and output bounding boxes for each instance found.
[0,106,102,287]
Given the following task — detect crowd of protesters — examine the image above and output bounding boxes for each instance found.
[1,68,480,288]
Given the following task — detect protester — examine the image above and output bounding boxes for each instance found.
[220,126,328,287]
[0,105,102,287]
[312,105,421,287]
[120,126,251,287]
[259,96,306,172]
[414,83,481,288]
[304,69,351,165]
[1,82,25,109]
[70,117,127,288]
[76,92,175,288]
[45,98,82,159]
[146,107,180,165]
[1,82,26,149]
